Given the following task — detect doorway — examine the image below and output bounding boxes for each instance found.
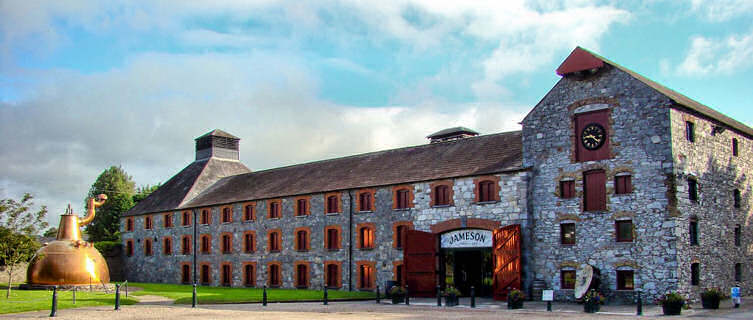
[440,248,493,297]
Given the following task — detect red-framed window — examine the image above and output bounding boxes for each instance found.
[243,262,256,287]
[243,231,256,253]
[221,206,233,223]
[200,234,211,254]
[126,217,134,232]
[144,238,153,256]
[145,215,153,230]
[125,239,134,257]
[268,262,281,287]
[268,200,282,219]
[295,262,310,288]
[325,193,341,214]
[163,213,173,228]
[356,189,375,212]
[325,225,341,250]
[221,233,233,254]
[181,263,191,284]
[181,211,191,226]
[560,180,575,198]
[393,262,404,286]
[357,261,375,289]
[295,196,310,216]
[474,176,500,203]
[434,185,450,206]
[358,223,375,250]
[243,203,255,221]
[393,221,413,249]
[181,235,191,255]
[221,263,232,287]
[200,209,211,224]
[615,175,632,194]
[163,237,172,255]
[325,261,342,288]
[294,227,310,252]
[392,185,413,210]
[200,263,211,285]
[268,230,281,252]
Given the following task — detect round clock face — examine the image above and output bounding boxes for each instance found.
[581,123,606,150]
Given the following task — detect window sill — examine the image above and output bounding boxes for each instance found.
[475,200,499,205]
[327,248,341,252]
[269,250,281,253]
[242,220,256,223]
[360,247,375,251]
[268,217,281,221]
[295,215,308,218]
[326,212,341,216]
[392,208,411,211]
[356,210,373,214]
[432,204,452,208]
[182,225,191,228]
[221,221,233,224]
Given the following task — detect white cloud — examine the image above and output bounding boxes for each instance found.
[677,31,753,76]
[690,0,753,22]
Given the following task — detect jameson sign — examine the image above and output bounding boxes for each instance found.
[440,229,493,248]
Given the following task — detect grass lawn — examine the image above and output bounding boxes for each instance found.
[130,282,376,304]
[0,285,138,314]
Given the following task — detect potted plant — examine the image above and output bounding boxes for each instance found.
[507,289,525,309]
[444,286,461,307]
[390,286,406,304]
[582,289,605,313]
[700,288,723,309]
[657,292,685,315]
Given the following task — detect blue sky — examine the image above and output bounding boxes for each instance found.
[1,0,752,223]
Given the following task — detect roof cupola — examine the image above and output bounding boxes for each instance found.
[195,129,240,161]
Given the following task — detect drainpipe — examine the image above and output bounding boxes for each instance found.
[348,191,354,291]
[193,209,198,285]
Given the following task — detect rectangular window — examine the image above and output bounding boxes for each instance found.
[326,264,339,288]
[221,264,231,287]
[359,227,375,249]
[244,204,255,221]
[163,237,172,255]
[395,225,407,249]
[690,219,699,246]
[561,270,576,289]
[733,138,739,156]
[583,170,606,211]
[396,189,410,209]
[164,213,173,228]
[201,235,211,254]
[734,189,741,208]
[735,225,741,247]
[181,236,191,255]
[433,185,450,206]
[222,234,232,253]
[269,264,281,287]
[615,220,633,242]
[145,216,153,230]
[326,195,339,214]
[182,211,191,226]
[181,264,191,284]
[296,198,308,216]
[296,230,309,251]
[615,175,632,194]
[616,270,634,290]
[269,232,280,252]
[560,180,575,198]
[145,239,153,256]
[244,233,255,253]
[688,178,698,202]
[296,264,308,288]
[359,192,373,211]
[126,240,134,257]
[201,265,210,285]
[201,209,210,224]
[478,180,496,202]
[359,264,374,289]
[244,264,255,287]
[691,263,700,286]
[735,263,742,282]
[221,207,232,223]
[686,121,695,142]
[126,218,134,232]
[326,228,339,250]
[560,223,575,245]
[269,201,281,219]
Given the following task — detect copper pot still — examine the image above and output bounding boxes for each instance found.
[26,194,111,285]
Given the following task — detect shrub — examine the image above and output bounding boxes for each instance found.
[94,241,121,254]
[443,286,461,297]
[657,292,685,307]
[508,289,525,302]
[389,286,407,296]
[583,289,605,305]
[701,288,725,300]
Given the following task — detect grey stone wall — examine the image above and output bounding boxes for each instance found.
[521,64,678,302]
[121,171,528,292]
[669,107,753,299]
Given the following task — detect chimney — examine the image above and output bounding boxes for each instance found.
[427,127,479,144]
[195,129,240,161]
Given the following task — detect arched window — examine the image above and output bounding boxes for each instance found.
[268,231,281,252]
[221,263,232,287]
[201,235,211,254]
[296,230,309,251]
[244,204,254,221]
[478,180,496,202]
[434,185,450,206]
[145,216,153,230]
[163,237,172,255]
[326,263,340,288]
[326,226,340,250]
[268,201,281,219]
[244,264,255,287]
[296,198,309,216]
[359,226,375,249]
[244,232,255,253]
[182,211,191,226]
[221,234,232,253]
[201,209,210,224]
[221,207,232,223]
[201,264,210,285]
[326,195,339,214]
[181,264,191,284]
[269,264,281,287]
[181,236,191,254]
[163,213,173,228]
[296,264,309,288]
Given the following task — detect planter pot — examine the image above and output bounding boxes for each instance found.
[445,295,458,307]
[583,303,600,313]
[701,297,720,309]
[662,303,683,316]
[391,295,405,304]
[507,300,524,309]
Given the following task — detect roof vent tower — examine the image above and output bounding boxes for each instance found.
[427,127,479,143]
[195,129,240,161]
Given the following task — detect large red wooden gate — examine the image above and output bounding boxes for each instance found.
[404,230,437,297]
[493,224,521,301]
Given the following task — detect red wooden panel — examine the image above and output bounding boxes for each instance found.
[575,110,610,162]
[556,47,604,76]
[493,224,521,301]
[405,230,436,297]
[584,170,606,211]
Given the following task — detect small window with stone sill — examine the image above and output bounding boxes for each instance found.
[560,180,575,199]
[615,220,633,242]
[614,174,632,195]
[561,270,576,289]
[560,223,575,245]
[616,270,634,290]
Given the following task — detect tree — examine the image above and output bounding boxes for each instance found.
[0,193,47,297]
[84,166,135,242]
[43,227,58,238]
[133,184,161,204]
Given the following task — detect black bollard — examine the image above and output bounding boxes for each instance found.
[72,286,76,305]
[437,286,442,306]
[470,286,476,308]
[263,285,268,306]
[376,285,381,304]
[192,283,197,308]
[636,291,642,316]
[115,284,121,310]
[405,286,410,305]
[547,301,552,311]
[323,286,328,305]
[125,281,128,297]
[50,286,58,317]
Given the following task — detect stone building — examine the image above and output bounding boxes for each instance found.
[121,47,752,302]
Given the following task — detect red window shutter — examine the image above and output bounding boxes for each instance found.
[584,170,606,211]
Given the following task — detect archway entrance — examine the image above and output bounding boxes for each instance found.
[440,247,493,296]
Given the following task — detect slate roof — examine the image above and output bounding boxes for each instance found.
[195,129,240,140]
[182,131,524,209]
[124,157,250,216]
[554,47,753,138]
